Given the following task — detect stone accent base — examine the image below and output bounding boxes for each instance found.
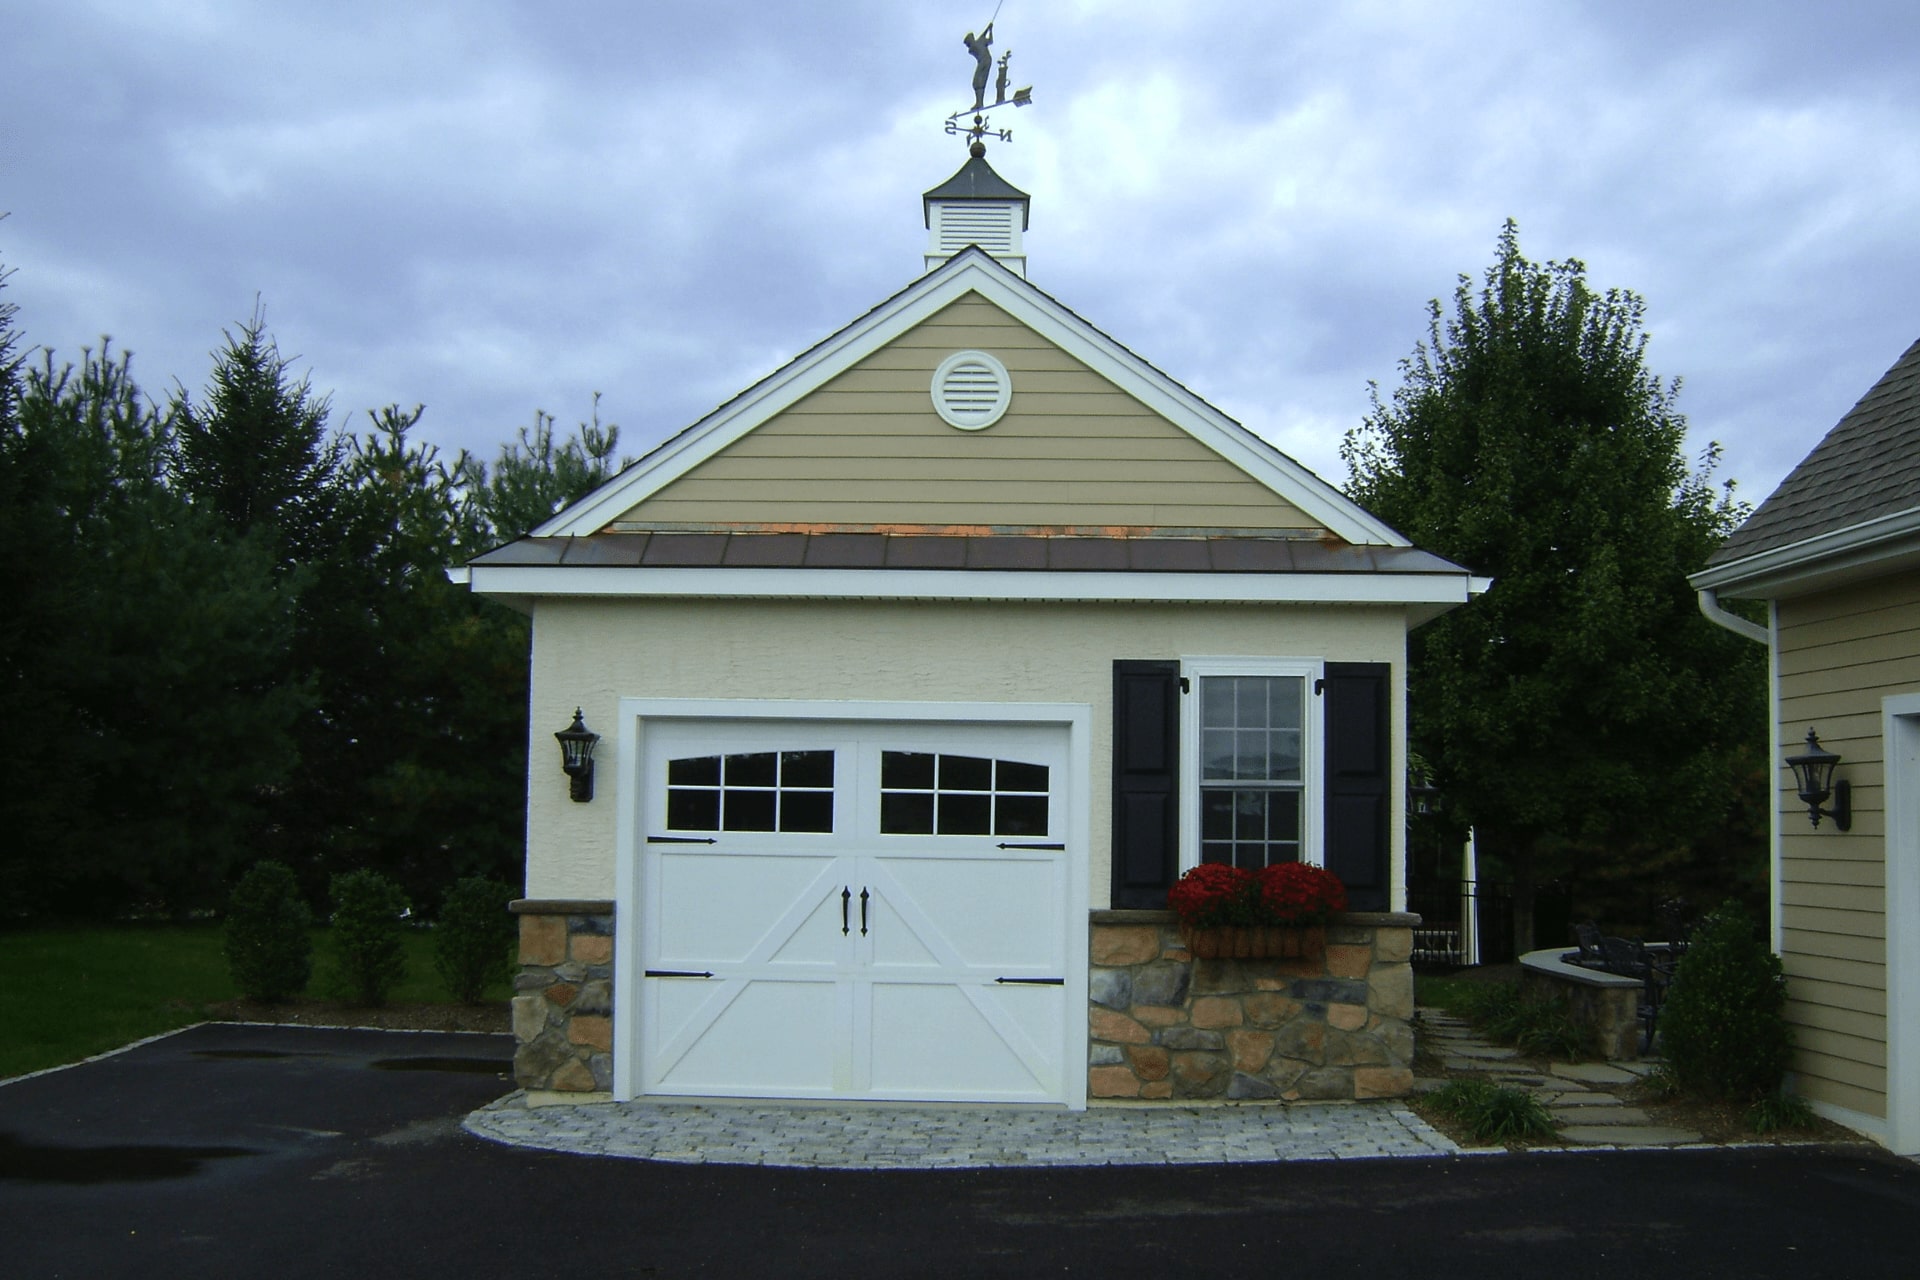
[1089,910,1418,1101]
[509,899,615,1093]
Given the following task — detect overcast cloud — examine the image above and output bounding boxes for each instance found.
[6,0,1917,509]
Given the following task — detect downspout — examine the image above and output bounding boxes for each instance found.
[1696,587,1768,645]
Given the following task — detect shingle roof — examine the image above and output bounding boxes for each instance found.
[1709,338,1920,566]
[470,532,1469,577]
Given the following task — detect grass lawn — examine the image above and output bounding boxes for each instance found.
[0,925,511,1081]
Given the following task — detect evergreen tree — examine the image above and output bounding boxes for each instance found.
[1,340,302,915]
[1342,222,1766,942]
[171,307,343,566]
[453,395,624,548]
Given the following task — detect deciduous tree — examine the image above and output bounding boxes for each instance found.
[1342,222,1766,942]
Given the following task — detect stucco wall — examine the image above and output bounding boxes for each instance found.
[1774,569,1920,1121]
[610,295,1318,532]
[521,596,1406,907]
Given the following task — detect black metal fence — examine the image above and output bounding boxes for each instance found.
[1406,879,1515,966]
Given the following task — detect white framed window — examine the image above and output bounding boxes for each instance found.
[1180,657,1325,871]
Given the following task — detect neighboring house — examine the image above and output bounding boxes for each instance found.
[458,149,1484,1109]
[1690,337,1920,1155]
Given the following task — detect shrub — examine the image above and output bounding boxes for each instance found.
[1658,900,1792,1101]
[326,869,409,1006]
[433,876,517,1004]
[1424,1078,1557,1144]
[223,860,312,1001]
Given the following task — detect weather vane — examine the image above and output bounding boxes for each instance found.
[945,3,1033,150]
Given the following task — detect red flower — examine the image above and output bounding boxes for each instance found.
[1166,861,1347,927]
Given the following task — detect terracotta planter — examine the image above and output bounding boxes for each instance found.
[1179,922,1327,960]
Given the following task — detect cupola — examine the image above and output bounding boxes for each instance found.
[923,141,1031,277]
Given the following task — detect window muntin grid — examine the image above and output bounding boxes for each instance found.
[1198,675,1304,867]
[665,750,835,833]
[878,751,1049,836]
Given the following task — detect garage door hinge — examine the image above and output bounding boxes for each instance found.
[644,969,716,978]
[996,841,1065,850]
[648,835,717,844]
[994,976,1065,985]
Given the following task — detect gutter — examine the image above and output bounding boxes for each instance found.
[1695,587,1767,645]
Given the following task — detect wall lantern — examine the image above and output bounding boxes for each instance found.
[1785,729,1850,831]
[555,708,600,803]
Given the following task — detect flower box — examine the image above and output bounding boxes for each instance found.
[1179,922,1328,960]
[1165,861,1348,961]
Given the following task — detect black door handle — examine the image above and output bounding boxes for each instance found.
[841,887,851,936]
[860,887,870,936]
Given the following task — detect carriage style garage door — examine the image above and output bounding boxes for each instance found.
[634,718,1075,1105]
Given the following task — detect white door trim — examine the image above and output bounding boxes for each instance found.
[611,698,1093,1109]
[1881,693,1920,1155]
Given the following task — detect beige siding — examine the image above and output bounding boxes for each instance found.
[612,295,1321,533]
[521,597,1407,907]
[1774,570,1920,1120]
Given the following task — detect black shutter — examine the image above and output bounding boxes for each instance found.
[1111,660,1181,909]
[1322,661,1392,912]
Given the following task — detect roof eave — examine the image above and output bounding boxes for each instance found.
[1690,505,1920,598]
[464,563,1485,609]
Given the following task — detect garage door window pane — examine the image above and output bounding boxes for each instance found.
[724,788,777,832]
[666,750,835,832]
[881,752,1050,837]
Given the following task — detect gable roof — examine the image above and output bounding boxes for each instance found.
[1695,337,1920,596]
[533,248,1410,548]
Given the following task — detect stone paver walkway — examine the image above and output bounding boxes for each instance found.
[1415,1010,1704,1147]
[462,1008,1723,1168]
[465,1092,1464,1169]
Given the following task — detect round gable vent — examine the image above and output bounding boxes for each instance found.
[931,350,1012,430]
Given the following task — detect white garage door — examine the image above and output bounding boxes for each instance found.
[635,718,1074,1104]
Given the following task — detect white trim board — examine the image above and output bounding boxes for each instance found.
[464,564,1487,607]
[535,250,1408,549]
[1178,657,1326,874]
[1880,693,1920,1156]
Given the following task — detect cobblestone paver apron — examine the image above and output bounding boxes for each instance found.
[464,1093,1463,1169]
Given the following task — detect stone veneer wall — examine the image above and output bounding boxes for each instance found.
[509,899,615,1094]
[1088,910,1417,1101]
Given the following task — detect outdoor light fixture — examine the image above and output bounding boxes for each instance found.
[555,708,599,803]
[1785,729,1850,831]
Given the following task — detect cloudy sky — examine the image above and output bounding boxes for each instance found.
[6,0,1917,509]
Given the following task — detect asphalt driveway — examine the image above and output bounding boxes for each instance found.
[3,1022,1918,1279]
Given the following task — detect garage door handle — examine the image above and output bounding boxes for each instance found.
[995,977,1065,985]
[997,841,1064,850]
[842,887,851,935]
[860,887,870,936]
[645,969,715,978]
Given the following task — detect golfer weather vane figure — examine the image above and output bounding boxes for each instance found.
[945,4,1033,150]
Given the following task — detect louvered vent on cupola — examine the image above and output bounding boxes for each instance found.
[923,145,1031,278]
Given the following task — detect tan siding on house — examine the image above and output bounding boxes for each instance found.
[611,295,1322,533]
[1774,571,1920,1120]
